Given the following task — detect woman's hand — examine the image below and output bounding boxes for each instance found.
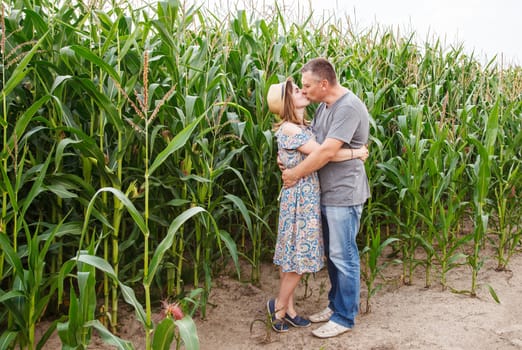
[355,144,369,161]
[282,168,298,188]
[277,154,285,171]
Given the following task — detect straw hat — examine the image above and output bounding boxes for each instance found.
[267,82,286,115]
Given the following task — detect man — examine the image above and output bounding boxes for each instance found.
[282,58,370,338]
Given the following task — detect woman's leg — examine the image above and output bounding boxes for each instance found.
[275,270,302,319]
[287,290,296,317]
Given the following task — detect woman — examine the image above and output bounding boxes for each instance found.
[266,78,368,332]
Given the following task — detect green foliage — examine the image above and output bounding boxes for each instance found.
[0,218,63,349]
[1,0,521,348]
[361,226,400,312]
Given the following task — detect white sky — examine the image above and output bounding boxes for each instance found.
[198,0,521,67]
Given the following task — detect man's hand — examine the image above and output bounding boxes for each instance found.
[282,168,298,188]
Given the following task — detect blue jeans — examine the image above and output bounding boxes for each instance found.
[321,204,363,328]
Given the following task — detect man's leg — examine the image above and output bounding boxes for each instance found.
[321,209,337,310]
[309,210,336,323]
[322,204,363,328]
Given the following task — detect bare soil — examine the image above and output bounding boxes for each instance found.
[38,249,522,350]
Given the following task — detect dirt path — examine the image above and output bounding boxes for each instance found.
[195,252,522,350]
[38,250,522,349]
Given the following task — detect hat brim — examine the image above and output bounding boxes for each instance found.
[267,82,286,115]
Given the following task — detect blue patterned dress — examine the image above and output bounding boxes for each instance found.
[273,123,324,274]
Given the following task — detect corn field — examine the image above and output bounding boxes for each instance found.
[1,0,521,348]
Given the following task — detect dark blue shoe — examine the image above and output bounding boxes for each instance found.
[284,313,311,328]
[266,299,289,333]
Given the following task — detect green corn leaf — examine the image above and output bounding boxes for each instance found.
[36,216,66,274]
[447,253,468,266]
[0,332,17,350]
[224,194,252,233]
[77,271,96,328]
[145,206,206,286]
[7,95,51,152]
[20,147,53,218]
[95,12,119,55]
[218,229,240,279]
[75,254,115,277]
[119,284,148,328]
[87,320,134,350]
[57,260,75,306]
[0,289,26,333]
[70,45,121,83]
[22,8,48,33]
[0,164,18,212]
[152,317,176,350]
[0,290,25,303]
[57,287,78,346]
[0,234,24,280]
[45,184,78,199]
[149,115,204,176]
[50,75,73,93]
[75,253,148,328]
[75,77,124,131]
[55,127,113,182]
[175,316,200,350]
[151,19,176,49]
[54,138,82,172]
[484,101,499,154]
[80,187,147,251]
[1,31,49,97]
[468,137,490,203]
[487,284,501,304]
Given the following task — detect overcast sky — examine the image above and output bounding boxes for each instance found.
[200,0,521,67]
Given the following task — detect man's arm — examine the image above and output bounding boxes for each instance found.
[299,140,368,162]
[282,138,344,187]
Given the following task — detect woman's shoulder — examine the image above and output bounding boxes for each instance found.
[278,122,306,137]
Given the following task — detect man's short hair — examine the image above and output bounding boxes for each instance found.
[301,58,337,85]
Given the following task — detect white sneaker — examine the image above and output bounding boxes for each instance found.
[312,320,352,338]
[308,306,333,323]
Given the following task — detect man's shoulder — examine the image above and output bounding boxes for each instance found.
[337,91,369,115]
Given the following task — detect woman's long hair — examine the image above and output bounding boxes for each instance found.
[273,78,309,131]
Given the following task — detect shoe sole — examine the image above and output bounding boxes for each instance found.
[312,324,351,338]
[284,317,311,328]
[272,323,289,333]
[312,327,351,338]
[309,311,333,323]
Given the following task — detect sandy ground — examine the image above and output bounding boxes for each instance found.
[38,248,522,350]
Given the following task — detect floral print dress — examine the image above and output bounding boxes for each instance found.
[273,123,324,274]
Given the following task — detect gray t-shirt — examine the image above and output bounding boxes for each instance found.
[311,90,371,206]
